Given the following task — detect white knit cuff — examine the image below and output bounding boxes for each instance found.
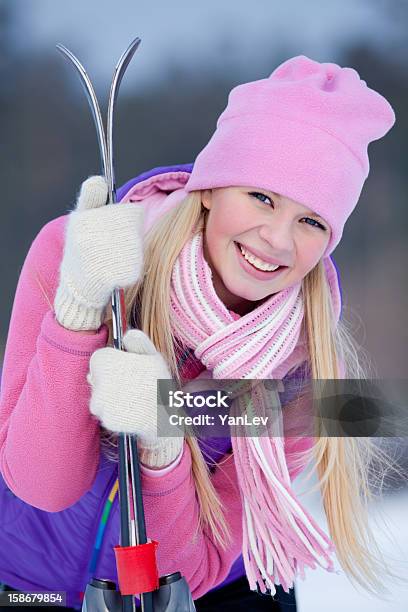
[138,437,184,469]
[54,282,106,331]
[140,449,184,475]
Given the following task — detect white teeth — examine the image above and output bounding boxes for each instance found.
[238,244,280,272]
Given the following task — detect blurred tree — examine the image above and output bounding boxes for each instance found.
[0,0,13,100]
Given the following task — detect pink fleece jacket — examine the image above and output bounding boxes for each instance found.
[0,173,320,598]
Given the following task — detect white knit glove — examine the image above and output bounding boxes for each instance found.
[54,176,144,331]
[87,329,184,468]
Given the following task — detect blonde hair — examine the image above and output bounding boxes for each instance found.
[37,191,404,595]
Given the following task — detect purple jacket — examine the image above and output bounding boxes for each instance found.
[0,164,343,610]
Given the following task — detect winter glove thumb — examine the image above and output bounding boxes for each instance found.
[76,175,108,210]
[122,328,158,355]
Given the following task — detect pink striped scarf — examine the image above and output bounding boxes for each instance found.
[169,230,336,595]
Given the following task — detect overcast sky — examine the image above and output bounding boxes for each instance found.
[9,0,403,91]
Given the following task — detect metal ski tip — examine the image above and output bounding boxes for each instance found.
[56,43,80,66]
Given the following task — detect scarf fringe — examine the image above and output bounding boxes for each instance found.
[233,428,336,594]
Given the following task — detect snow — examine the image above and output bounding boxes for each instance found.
[292,475,408,612]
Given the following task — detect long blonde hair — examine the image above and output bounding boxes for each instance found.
[95,191,403,595]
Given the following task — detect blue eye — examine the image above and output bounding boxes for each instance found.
[249,191,274,206]
[302,218,327,231]
[249,191,327,231]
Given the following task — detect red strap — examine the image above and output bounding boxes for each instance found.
[114,541,159,595]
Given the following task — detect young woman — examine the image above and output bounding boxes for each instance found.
[0,55,397,611]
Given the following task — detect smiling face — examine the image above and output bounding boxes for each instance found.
[201,187,331,315]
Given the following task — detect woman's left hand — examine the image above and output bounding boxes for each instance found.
[87,329,184,468]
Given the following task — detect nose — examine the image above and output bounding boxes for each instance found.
[258,219,295,258]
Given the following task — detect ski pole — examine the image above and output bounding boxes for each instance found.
[57,39,196,612]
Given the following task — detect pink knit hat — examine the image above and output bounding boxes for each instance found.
[185,55,396,257]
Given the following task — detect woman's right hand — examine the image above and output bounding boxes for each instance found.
[54,176,144,331]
